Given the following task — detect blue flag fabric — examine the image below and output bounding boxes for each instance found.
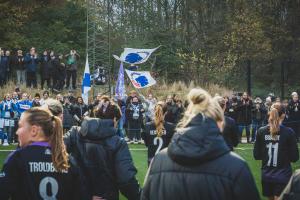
[113,46,160,65]
[125,69,156,89]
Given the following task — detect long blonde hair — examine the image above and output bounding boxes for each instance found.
[268,102,285,138]
[25,107,69,172]
[154,102,165,137]
[177,88,224,129]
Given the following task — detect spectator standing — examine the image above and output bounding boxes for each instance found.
[126,96,144,144]
[251,97,267,142]
[126,90,139,106]
[16,93,33,115]
[32,93,41,107]
[215,96,239,151]
[71,97,89,125]
[15,50,25,85]
[58,54,66,91]
[62,97,75,132]
[65,50,80,90]
[5,50,13,81]
[144,93,157,122]
[288,92,300,140]
[40,50,51,90]
[0,94,17,145]
[0,49,9,86]
[236,92,253,143]
[39,91,50,106]
[163,95,180,124]
[95,96,121,126]
[24,47,39,88]
[227,94,239,121]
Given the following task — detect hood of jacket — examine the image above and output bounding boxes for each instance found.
[80,118,116,140]
[168,114,230,166]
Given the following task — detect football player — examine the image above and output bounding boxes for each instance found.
[142,102,175,165]
[254,102,299,200]
[0,107,84,200]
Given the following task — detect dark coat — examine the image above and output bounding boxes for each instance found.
[227,100,239,121]
[252,103,267,122]
[40,55,51,79]
[236,99,253,125]
[63,103,75,129]
[0,56,9,73]
[141,114,260,200]
[15,56,25,71]
[223,116,239,151]
[279,169,300,200]
[24,54,39,72]
[70,103,89,120]
[64,118,140,200]
[163,102,180,124]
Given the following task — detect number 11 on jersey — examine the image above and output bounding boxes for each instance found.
[266,143,279,167]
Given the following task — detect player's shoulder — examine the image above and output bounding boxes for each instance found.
[256,125,269,136]
[280,125,297,138]
[164,121,176,130]
[145,121,155,129]
[281,125,295,134]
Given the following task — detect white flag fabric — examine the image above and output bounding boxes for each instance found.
[82,55,91,104]
[113,46,160,65]
[125,69,156,89]
[115,62,126,99]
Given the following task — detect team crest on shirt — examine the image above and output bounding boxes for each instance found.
[45,149,52,155]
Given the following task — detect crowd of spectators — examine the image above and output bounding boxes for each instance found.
[0,47,80,91]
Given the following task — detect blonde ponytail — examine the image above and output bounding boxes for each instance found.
[177,88,224,129]
[269,102,285,138]
[154,103,164,137]
[50,116,70,172]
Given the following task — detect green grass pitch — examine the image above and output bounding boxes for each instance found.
[0,144,299,200]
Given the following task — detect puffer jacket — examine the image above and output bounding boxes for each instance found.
[141,114,260,200]
[64,118,140,200]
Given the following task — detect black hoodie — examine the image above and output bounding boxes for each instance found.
[64,118,140,200]
[141,114,260,200]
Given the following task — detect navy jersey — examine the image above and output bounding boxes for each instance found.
[254,125,299,184]
[142,121,175,161]
[0,142,83,200]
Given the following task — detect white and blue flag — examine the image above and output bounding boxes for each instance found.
[82,55,91,104]
[125,69,156,89]
[113,46,160,65]
[115,62,126,99]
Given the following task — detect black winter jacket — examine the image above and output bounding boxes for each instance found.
[279,169,300,200]
[64,118,140,200]
[236,99,253,124]
[223,116,239,151]
[141,114,260,200]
